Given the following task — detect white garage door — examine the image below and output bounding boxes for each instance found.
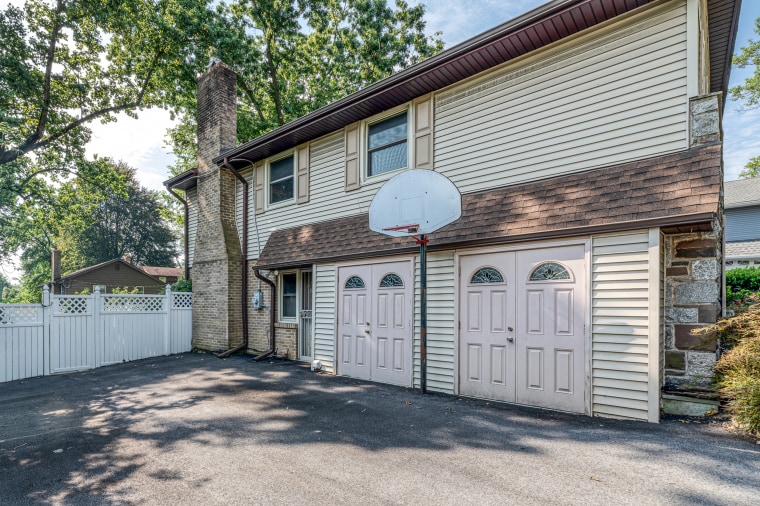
[459,245,587,413]
[337,260,413,386]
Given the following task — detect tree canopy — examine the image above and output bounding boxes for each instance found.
[1,0,443,297]
[167,0,443,174]
[730,16,760,178]
[7,159,177,302]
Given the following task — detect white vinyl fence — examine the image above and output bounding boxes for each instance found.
[0,286,192,383]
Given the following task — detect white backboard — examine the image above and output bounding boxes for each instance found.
[369,169,462,237]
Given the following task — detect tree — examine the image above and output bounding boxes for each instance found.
[6,159,177,301]
[730,17,760,178]
[167,0,444,175]
[69,162,178,267]
[740,156,760,179]
[0,0,217,219]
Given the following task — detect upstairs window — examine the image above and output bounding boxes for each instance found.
[270,155,294,204]
[367,112,407,176]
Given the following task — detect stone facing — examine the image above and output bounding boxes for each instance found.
[663,228,722,388]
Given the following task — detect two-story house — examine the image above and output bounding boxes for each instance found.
[724,177,760,269]
[166,0,741,422]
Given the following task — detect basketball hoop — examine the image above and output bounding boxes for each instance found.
[382,224,419,234]
[369,169,462,394]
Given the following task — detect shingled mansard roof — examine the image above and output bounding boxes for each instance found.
[255,145,722,269]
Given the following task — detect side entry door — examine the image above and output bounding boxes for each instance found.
[459,253,517,402]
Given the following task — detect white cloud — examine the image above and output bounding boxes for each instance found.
[86,108,178,192]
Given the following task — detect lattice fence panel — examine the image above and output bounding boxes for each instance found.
[0,305,42,325]
[103,295,165,312]
[56,297,89,315]
[172,293,192,309]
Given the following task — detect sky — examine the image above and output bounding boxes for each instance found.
[2,0,759,282]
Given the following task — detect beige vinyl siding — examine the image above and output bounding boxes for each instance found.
[249,132,403,260]
[234,171,253,251]
[412,251,456,393]
[591,230,659,421]
[434,1,688,193]
[313,263,336,373]
[186,188,198,268]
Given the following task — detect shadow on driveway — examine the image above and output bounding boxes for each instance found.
[1,353,758,505]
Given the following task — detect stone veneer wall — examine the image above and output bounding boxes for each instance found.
[663,228,722,389]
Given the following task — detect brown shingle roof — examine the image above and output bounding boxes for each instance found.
[139,266,183,278]
[256,144,722,269]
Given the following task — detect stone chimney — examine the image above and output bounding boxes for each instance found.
[124,255,132,264]
[51,248,61,294]
[191,60,243,351]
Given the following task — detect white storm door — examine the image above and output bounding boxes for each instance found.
[371,263,413,386]
[459,253,516,402]
[516,245,587,414]
[337,265,372,381]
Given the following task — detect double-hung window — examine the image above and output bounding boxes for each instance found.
[269,155,294,204]
[367,111,408,176]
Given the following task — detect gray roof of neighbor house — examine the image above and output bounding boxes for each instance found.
[726,240,760,258]
[725,177,760,208]
[209,0,740,171]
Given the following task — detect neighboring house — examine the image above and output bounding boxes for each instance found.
[50,251,170,295]
[166,0,740,422]
[724,177,760,270]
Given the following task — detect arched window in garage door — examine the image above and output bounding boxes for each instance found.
[344,275,366,289]
[470,267,504,284]
[528,262,571,282]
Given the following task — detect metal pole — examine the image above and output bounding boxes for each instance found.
[419,234,427,394]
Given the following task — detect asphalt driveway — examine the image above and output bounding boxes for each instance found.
[1,354,758,505]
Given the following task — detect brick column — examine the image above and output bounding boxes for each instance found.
[191,61,243,352]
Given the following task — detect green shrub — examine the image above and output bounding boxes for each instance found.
[698,294,760,434]
[726,266,760,305]
[171,278,192,292]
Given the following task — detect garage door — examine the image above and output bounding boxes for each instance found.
[459,245,587,413]
[337,260,413,386]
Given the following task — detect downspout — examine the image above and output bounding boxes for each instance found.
[253,268,276,362]
[164,185,190,281]
[218,158,250,358]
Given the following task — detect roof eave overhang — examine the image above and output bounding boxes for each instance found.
[164,168,198,191]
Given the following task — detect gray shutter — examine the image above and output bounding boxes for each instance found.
[296,143,310,204]
[414,94,434,170]
[253,161,265,214]
[344,122,360,191]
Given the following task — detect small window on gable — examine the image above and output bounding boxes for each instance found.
[270,155,294,204]
[470,267,504,284]
[379,273,403,288]
[529,262,571,281]
[344,276,366,289]
[367,112,407,176]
